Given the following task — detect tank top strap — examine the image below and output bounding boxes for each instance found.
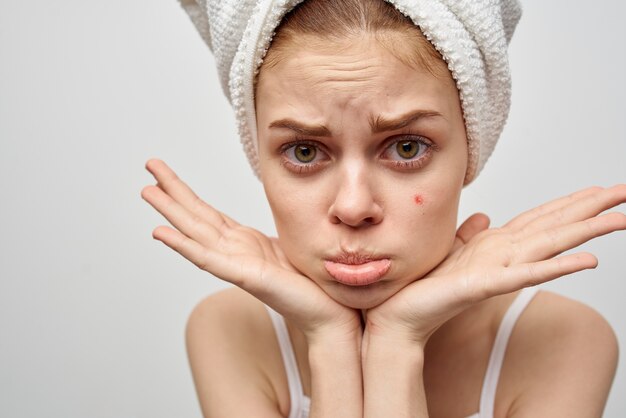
[265,305,311,418]
[477,287,540,418]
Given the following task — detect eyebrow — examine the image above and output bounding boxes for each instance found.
[268,119,332,137]
[268,109,444,137]
[369,109,444,133]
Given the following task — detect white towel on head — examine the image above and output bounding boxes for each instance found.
[178,0,521,184]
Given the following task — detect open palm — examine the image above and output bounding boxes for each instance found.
[365,185,626,345]
[141,159,361,341]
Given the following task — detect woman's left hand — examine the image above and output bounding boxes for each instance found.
[363,185,626,347]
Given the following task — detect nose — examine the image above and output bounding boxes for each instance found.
[327,165,384,228]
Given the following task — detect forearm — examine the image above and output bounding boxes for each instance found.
[308,335,363,418]
[362,335,428,418]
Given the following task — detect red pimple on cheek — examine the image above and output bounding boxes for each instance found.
[414,195,424,205]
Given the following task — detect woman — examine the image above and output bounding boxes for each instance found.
[142,0,625,416]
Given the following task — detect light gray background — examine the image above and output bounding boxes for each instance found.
[1,1,624,417]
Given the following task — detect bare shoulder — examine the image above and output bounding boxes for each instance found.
[186,287,288,417]
[499,290,618,417]
[187,286,269,340]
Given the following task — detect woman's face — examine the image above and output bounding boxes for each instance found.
[255,34,467,309]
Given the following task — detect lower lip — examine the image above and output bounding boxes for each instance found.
[324,259,391,286]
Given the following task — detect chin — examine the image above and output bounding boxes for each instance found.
[325,281,399,310]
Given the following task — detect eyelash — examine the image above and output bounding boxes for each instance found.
[279,139,328,174]
[380,135,437,170]
[279,134,437,174]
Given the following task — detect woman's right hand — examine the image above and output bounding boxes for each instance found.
[141,159,362,343]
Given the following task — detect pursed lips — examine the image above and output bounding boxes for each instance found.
[324,252,391,286]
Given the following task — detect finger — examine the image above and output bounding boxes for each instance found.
[152,224,232,277]
[511,184,626,237]
[451,213,490,252]
[514,212,626,263]
[145,158,237,229]
[151,225,252,287]
[152,225,331,318]
[503,186,603,230]
[486,252,598,296]
[142,184,219,243]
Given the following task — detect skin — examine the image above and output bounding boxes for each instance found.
[141,31,626,417]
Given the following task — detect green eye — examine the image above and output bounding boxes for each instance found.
[396,141,419,159]
[294,145,316,163]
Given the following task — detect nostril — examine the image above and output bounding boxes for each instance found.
[327,193,384,227]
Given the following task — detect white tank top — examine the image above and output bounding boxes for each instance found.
[265,287,539,418]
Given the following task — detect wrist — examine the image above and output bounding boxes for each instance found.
[362,332,425,368]
[307,331,363,418]
[362,334,427,417]
[307,328,362,384]
[362,321,428,357]
[305,322,363,351]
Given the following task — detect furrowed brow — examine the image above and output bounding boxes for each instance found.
[369,110,444,133]
[268,109,444,137]
[268,119,332,137]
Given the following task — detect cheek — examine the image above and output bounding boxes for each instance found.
[406,188,459,245]
[266,190,302,233]
[264,181,324,248]
[267,191,328,280]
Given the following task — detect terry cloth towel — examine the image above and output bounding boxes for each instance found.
[177,0,522,185]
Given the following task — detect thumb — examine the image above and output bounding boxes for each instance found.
[451,213,490,252]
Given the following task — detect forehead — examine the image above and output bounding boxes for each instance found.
[255,35,459,127]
